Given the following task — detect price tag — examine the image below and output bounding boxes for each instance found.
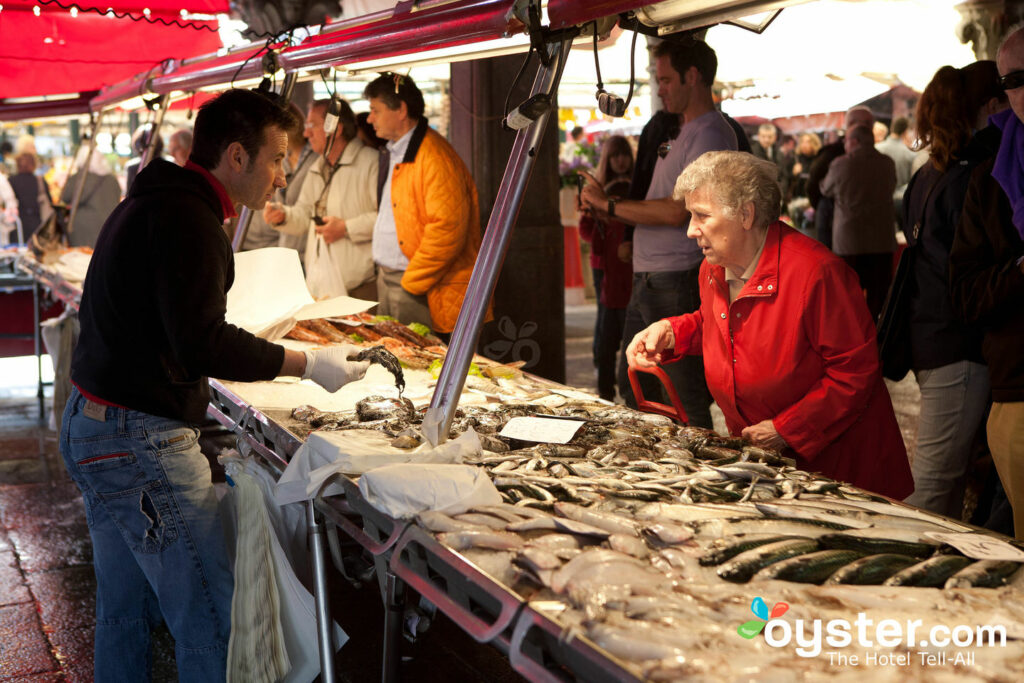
[499,416,583,444]
[924,532,1024,562]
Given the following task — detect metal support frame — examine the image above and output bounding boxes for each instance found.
[382,570,404,683]
[139,93,171,172]
[65,111,104,238]
[422,37,571,445]
[232,71,300,253]
[306,500,338,683]
[32,280,44,420]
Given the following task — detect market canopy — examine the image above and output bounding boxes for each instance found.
[0,0,226,99]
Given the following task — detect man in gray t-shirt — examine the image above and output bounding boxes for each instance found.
[582,38,736,426]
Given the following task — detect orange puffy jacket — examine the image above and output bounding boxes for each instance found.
[391,120,491,333]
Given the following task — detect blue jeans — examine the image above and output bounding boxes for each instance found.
[60,387,232,682]
[905,361,990,519]
[617,269,713,428]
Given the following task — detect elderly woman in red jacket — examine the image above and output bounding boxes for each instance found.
[626,150,913,499]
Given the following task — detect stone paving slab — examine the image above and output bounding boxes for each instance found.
[29,566,96,633]
[0,549,31,607]
[8,522,92,573]
[0,482,84,530]
[0,603,59,678]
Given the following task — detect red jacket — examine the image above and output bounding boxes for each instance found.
[578,213,633,309]
[664,222,913,499]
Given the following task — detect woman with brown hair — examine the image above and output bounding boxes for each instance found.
[579,135,634,401]
[902,61,1007,517]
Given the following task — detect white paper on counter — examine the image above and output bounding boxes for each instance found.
[357,462,501,519]
[274,427,482,505]
[54,250,92,283]
[924,532,1024,562]
[226,247,375,339]
[499,416,583,443]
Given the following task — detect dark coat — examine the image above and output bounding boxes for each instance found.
[72,159,284,422]
[950,156,1024,402]
[904,127,998,370]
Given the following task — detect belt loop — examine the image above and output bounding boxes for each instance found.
[118,406,127,432]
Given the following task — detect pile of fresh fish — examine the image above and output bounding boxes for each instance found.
[288,395,1024,679]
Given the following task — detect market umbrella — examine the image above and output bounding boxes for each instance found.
[0,0,227,99]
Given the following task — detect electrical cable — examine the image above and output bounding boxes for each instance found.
[35,0,218,32]
[502,44,535,124]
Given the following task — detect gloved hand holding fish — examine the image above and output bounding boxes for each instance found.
[302,344,371,392]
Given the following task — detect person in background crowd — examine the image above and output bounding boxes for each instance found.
[561,125,586,163]
[751,122,791,199]
[627,151,912,499]
[0,140,12,173]
[807,106,875,249]
[264,97,379,300]
[166,128,193,167]
[124,124,163,193]
[877,117,917,192]
[788,132,822,202]
[902,61,1006,519]
[581,37,737,428]
[274,102,317,264]
[356,111,387,150]
[821,124,897,320]
[61,146,122,248]
[950,27,1024,539]
[579,135,634,401]
[365,72,489,337]
[9,152,53,236]
[0,170,17,241]
[63,89,371,681]
[873,121,889,144]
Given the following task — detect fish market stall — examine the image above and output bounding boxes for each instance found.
[17,250,1024,681]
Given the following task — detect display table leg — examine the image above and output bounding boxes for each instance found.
[382,570,403,683]
[33,281,43,420]
[307,500,337,683]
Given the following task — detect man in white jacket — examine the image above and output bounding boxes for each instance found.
[263,97,379,299]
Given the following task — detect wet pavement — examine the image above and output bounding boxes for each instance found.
[0,305,926,681]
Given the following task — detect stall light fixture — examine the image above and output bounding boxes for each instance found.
[339,34,533,75]
[635,0,806,35]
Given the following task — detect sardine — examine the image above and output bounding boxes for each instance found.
[817,531,937,558]
[717,538,820,583]
[753,549,864,583]
[883,555,974,587]
[699,534,807,566]
[944,560,1022,589]
[554,502,639,536]
[436,529,524,551]
[824,553,921,585]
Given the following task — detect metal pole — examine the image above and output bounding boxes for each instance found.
[306,500,337,683]
[33,281,43,421]
[139,93,171,171]
[382,571,403,683]
[421,38,570,446]
[65,111,104,238]
[231,72,300,253]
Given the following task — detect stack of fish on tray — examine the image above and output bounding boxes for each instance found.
[292,396,1024,679]
[284,313,445,369]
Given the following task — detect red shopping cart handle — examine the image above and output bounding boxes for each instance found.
[627,365,689,424]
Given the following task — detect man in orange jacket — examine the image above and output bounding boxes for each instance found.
[365,72,484,338]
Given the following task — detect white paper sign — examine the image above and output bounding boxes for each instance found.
[924,532,1024,562]
[499,416,583,444]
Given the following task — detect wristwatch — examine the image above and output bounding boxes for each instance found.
[607,197,617,217]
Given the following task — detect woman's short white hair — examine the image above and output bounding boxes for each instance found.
[673,151,782,229]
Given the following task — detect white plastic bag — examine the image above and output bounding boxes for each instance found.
[357,462,502,519]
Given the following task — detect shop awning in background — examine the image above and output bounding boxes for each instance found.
[0,0,226,99]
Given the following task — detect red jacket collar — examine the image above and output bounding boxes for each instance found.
[185,161,237,220]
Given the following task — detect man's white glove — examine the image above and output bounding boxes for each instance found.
[302,345,371,392]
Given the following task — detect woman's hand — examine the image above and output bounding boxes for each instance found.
[578,171,608,215]
[315,216,348,244]
[626,320,675,369]
[741,419,789,450]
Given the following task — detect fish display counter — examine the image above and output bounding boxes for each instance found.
[19,252,1024,681]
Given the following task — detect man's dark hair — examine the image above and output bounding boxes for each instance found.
[891,117,910,137]
[189,89,300,170]
[0,140,12,156]
[311,98,357,142]
[653,38,718,87]
[362,72,425,120]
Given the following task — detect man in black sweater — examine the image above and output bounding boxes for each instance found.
[60,89,369,681]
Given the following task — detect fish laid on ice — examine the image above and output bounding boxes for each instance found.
[550,549,647,594]
[944,560,1022,589]
[641,521,695,546]
[882,555,974,587]
[437,529,525,551]
[607,533,650,558]
[554,502,639,537]
[452,513,508,530]
[824,553,921,585]
[699,534,808,566]
[506,516,611,538]
[817,530,937,558]
[417,511,487,533]
[753,502,872,529]
[717,538,820,583]
[752,549,865,584]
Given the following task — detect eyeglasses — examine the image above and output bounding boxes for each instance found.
[657,142,672,159]
[1000,69,1024,91]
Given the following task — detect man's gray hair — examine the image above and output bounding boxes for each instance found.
[673,151,781,229]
